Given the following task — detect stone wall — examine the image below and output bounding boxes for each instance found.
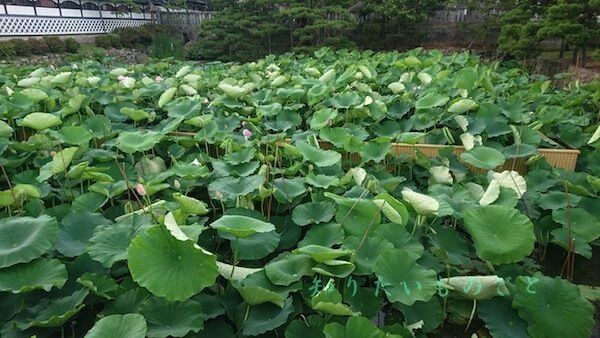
[0,47,147,66]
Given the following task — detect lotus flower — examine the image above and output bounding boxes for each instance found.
[242,129,252,140]
[155,76,162,83]
[135,183,146,197]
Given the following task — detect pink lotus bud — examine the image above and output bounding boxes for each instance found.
[155,76,162,83]
[242,129,252,140]
[117,75,125,82]
[135,183,146,196]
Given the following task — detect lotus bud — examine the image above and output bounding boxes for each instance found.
[117,75,125,82]
[155,75,163,83]
[215,191,223,200]
[50,151,57,157]
[242,129,252,140]
[72,64,78,70]
[191,158,201,166]
[203,98,209,104]
[135,183,146,197]
[242,121,248,126]
[173,179,181,189]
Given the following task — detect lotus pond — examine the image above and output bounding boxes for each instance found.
[0,48,599,338]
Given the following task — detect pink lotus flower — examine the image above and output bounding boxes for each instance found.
[117,75,125,82]
[135,183,146,196]
[155,76,162,83]
[242,129,252,140]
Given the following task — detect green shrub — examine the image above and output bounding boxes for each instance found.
[95,35,112,49]
[0,41,16,59]
[30,39,50,55]
[43,36,66,53]
[9,39,32,56]
[64,38,80,53]
[149,32,184,59]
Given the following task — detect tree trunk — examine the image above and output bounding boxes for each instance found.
[571,48,578,66]
[581,44,586,68]
[559,37,565,58]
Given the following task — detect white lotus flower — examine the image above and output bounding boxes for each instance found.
[460,133,475,150]
[430,166,453,185]
[401,188,439,216]
[493,170,527,198]
[119,77,136,89]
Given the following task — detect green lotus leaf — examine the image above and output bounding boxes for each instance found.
[325,192,381,237]
[56,211,112,257]
[305,173,340,188]
[394,297,443,333]
[223,146,255,165]
[140,296,204,337]
[360,142,391,163]
[343,235,394,275]
[216,261,263,281]
[265,252,315,286]
[374,249,437,305]
[401,188,439,216]
[294,245,353,263]
[59,126,92,145]
[537,191,581,210]
[478,298,529,338]
[20,88,48,102]
[128,225,218,301]
[0,120,14,137]
[330,91,361,109]
[311,279,356,316]
[415,92,450,110]
[173,193,210,215]
[84,314,147,338]
[19,288,89,328]
[238,297,294,336]
[299,223,344,247]
[77,272,118,299]
[503,143,538,159]
[460,146,505,170]
[463,206,534,264]
[87,215,149,268]
[208,174,264,202]
[373,193,408,226]
[448,99,478,113]
[0,215,58,268]
[323,316,386,338]
[210,214,275,238]
[20,112,61,130]
[310,108,338,130]
[218,210,280,259]
[272,177,306,203]
[286,315,326,338]
[116,130,163,153]
[512,273,594,338]
[37,146,79,182]
[551,208,600,243]
[120,107,150,121]
[0,258,67,294]
[312,260,355,278]
[296,141,341,167]
[292,201,336,226]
